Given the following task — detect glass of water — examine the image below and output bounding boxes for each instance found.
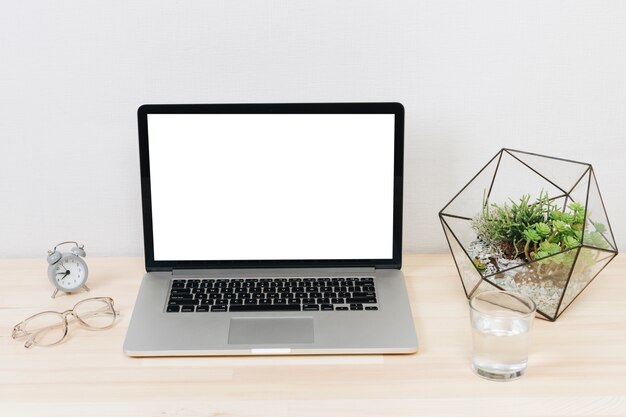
[470,290,536,381]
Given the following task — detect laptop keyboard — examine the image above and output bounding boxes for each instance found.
[166,277,378,313]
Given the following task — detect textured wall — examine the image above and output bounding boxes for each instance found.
[1,1,625,258]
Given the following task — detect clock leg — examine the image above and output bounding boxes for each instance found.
[83,285,90,292]
[51,288,59,299]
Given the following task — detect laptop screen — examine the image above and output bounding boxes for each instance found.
[138,103,403,269]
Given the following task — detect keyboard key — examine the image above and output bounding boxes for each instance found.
[321,304,334,311]
[352,292,376,298]
[211,306,227,312]
[196,306,210,312]
[169,294,193,300]
[346,297,377,304]
[365,306,378,311]
[166,306,180,312]
[303,304,319,311]
[336,306,349,311]
[181,306,195,312]
[229,305,301,312]
[170,288,191,295]
[350,304,364,311]
[171,299,197,306]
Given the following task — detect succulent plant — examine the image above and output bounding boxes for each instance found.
[472,191,607,265]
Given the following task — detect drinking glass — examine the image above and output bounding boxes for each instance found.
[470,290,536,381]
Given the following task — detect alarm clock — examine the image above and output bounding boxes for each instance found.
[47,241,90,298]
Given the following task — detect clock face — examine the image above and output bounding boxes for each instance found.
[53,255,87,291]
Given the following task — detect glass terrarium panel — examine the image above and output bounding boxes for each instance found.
[440,215,477,253]
[581,170,617,251]
[469,279,501,298]
[484,248,578,320]
[487,150,565,209]
[567,168,590,207]
[506,149,590,194]
[549,195,569,213]
[557,248,617,318]
[441,218,482,297]
[440,152,500,219]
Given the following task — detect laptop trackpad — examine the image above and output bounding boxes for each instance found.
[228,317,314,344]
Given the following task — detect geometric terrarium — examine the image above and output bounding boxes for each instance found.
[439,148,618,321]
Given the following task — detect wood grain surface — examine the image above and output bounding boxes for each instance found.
[1,254,624,417]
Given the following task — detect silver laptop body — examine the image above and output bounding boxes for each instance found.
[124,103,418,356]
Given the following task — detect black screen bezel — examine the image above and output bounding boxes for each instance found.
[138,102,404,271]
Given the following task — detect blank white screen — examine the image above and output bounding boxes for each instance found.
[148,113,395,261]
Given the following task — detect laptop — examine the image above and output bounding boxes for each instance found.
[123,102,418,356]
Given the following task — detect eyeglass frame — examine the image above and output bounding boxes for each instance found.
[12,296,118,348]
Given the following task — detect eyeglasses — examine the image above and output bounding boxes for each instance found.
[12,297,118,348]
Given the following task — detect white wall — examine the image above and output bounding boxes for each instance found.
[1,1,625,258]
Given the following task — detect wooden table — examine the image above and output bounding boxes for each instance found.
[1,254,625,417]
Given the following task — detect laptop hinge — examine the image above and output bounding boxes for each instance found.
[171,267,377,277]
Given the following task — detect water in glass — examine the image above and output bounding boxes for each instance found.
[472,314,531,379]
[470,290,535,381]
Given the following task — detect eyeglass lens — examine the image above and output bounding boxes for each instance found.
[74,298,116,329]
[22,312,66,347]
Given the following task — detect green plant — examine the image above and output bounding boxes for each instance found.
[472,258,487,272]
[472,192,607,264]
[473,191,556,259]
